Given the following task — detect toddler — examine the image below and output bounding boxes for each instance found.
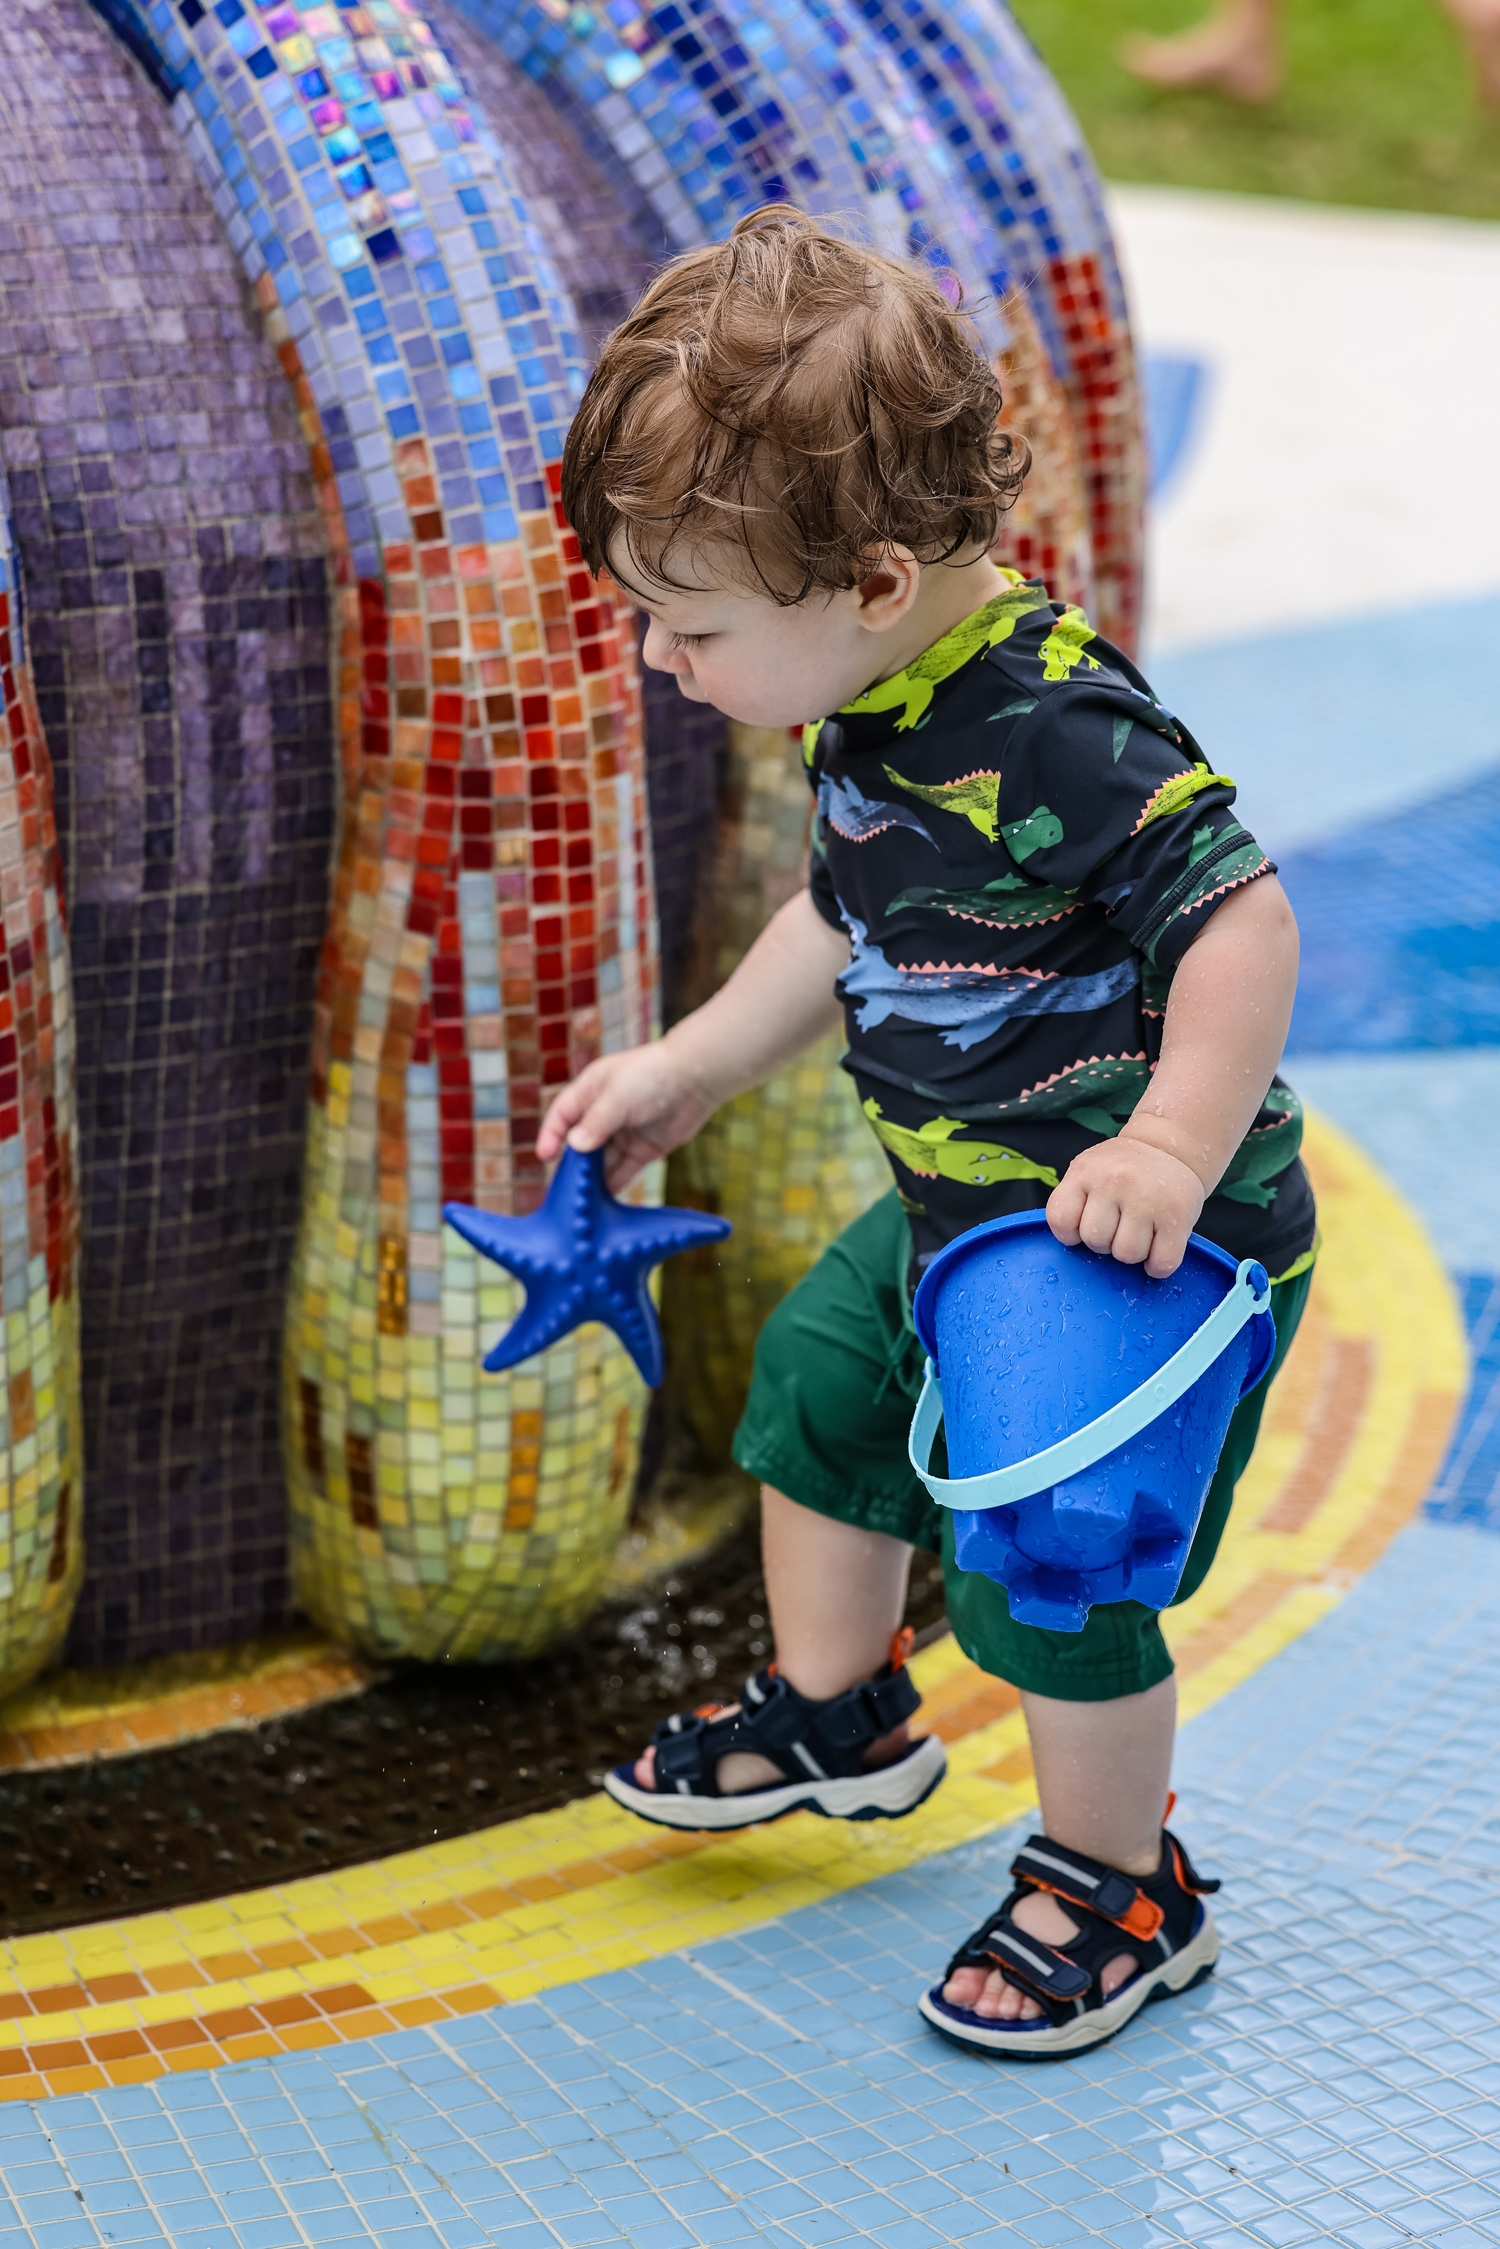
[540,206,1316,2058]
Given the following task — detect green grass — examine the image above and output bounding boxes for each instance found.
[1009,0,1500,217]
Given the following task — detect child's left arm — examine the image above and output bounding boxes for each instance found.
[1046,874,1299,1279]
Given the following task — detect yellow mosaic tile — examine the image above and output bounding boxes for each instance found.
[0,1633,376,1773]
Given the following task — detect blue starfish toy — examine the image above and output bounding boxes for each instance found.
[443,1145,733,1387]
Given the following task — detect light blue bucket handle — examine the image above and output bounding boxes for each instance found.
[908,1258,1272,1511]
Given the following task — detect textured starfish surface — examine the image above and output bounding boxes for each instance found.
[443,1146,732,1386]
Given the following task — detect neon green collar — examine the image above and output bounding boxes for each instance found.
[839,572,1052,735]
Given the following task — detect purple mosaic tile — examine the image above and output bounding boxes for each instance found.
[0,0,337,1664]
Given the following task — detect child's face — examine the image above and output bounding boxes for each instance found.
[617,547,904,728]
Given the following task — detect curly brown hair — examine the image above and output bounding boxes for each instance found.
[560,204,1029,606]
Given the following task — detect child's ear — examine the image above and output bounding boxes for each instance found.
[854,547,921,632]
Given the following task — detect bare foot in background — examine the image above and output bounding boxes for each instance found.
[1441,0,1500,106]
[1119,0,1282,103]
[1124,0,1500,110]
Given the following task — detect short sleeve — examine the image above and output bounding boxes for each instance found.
[806,749,846,930]
[996,682,1273,968]
[809,832,843,928]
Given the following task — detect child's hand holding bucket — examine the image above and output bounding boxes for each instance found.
[1046,1132,1206,1279]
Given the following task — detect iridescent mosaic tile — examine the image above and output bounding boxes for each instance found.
[428,0,728,1026]
[448,0,1141,645]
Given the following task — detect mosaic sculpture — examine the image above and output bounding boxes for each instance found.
[159,5,663,1663]
[0,0,335,1666]
[0,0,1142,1675]
[0,464,83,1703]
[6,0,668,1667]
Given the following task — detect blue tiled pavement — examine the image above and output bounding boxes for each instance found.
[1429,1278,1500,1532]
[1285,1052,1500,1279]
[1149,593,1500,860]
[3,1515,1500,2249]
[1277,771,1500,1056]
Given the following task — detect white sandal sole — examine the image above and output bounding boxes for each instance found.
[918,1903,1219,2059]
[602,1731,948,1832]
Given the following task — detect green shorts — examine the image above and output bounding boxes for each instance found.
[732,1190,1312,1703]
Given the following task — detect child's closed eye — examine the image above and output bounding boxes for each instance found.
[668,630,710,651]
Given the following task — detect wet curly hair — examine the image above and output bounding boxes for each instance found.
[560,204,1029,605]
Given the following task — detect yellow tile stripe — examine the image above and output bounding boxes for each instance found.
[1166,1111,1464,1715]
[0,1112,1466,2102]
[0,1634,376,1772]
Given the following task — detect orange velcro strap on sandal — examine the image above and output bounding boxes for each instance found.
[1010,1837,1165,1942]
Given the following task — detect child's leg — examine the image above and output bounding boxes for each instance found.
[929,1262,1313,2044]
[634,1485,916,1791]
[943,1678,1176,2022]
[763,1485,914,1690]
[611,1193,949,1826]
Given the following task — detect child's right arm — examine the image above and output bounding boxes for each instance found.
[537,888,849,1191]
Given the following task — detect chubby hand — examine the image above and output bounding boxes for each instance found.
[537,1042,716,1195]
[1046,1133,1206,1280]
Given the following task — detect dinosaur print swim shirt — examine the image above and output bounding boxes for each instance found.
[804,573,1317,1286]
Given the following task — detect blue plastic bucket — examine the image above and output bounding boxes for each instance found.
[909,1212,1276,1632]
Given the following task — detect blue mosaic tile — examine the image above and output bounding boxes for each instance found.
[1276,762,1500,1056]
[1427,1274,1500,1531]
[440,0,1144,645]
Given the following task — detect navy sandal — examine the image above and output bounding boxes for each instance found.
[604,1629,947,1832]
[920,1822,1220,2058]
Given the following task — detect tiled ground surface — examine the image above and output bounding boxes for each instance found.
[1114,186,1500,654]
[1,188,1497,2247]
[0,1516,1497,2249]
[0,1636,372,1772]
[1285,1055,1500,1281]
[0,1114,1463,2105]
[1429,1278,1500,1533]
[1149,594,1500,858]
